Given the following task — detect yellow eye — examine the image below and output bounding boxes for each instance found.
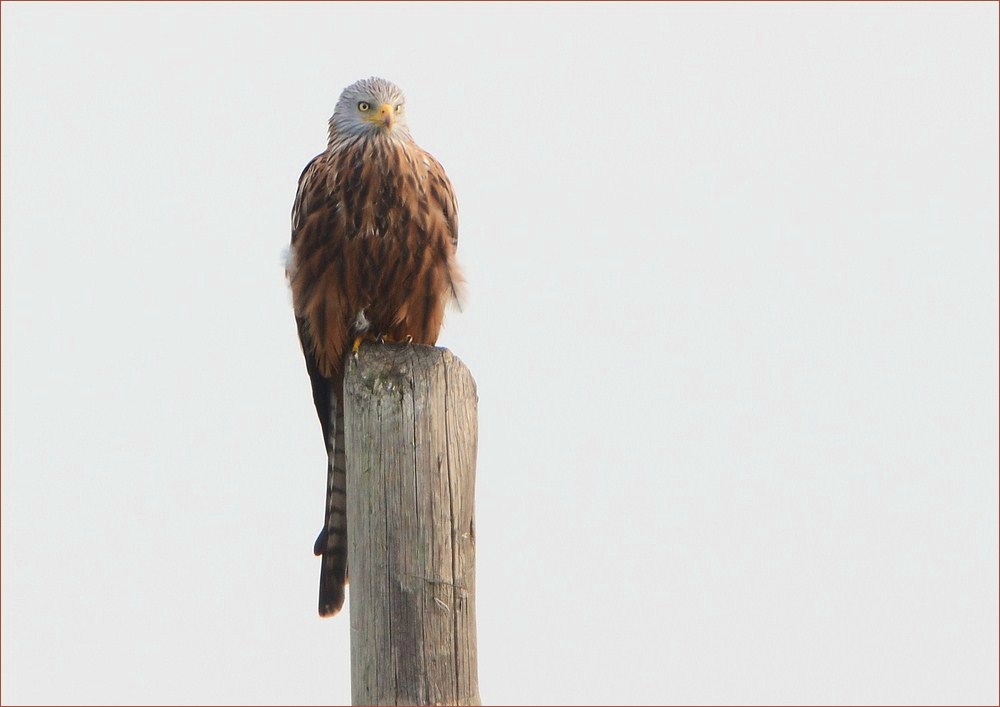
[358,102,370,112]
[395,104,403,113]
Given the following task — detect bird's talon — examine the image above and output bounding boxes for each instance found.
[352,333,380,357]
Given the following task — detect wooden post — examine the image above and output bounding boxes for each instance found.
[344,343,480,706]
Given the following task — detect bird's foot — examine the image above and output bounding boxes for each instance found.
[354,334,414,356]
[351,334,379,358]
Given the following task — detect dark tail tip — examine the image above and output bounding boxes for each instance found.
[319,589,345,617]
[318,551,348,617]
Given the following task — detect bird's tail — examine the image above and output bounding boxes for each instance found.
[315,387,348,617]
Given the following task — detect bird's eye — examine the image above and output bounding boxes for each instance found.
[358,102,370,112]
[395,104,403,113]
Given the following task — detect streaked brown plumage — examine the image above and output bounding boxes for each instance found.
[287,77,462,617]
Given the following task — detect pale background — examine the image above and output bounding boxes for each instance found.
[2,2,997,705]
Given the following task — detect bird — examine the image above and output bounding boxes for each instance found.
[286,77,463,617]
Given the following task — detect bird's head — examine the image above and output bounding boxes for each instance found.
[328,77,410,143]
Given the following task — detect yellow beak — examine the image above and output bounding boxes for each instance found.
[374,103,394,129]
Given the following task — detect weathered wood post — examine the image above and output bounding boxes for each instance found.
[344,343,480,706]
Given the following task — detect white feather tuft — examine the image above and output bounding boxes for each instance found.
[282,245,297,279]
[353,309,370,333]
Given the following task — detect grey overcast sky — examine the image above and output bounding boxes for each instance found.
[1,2,997,705]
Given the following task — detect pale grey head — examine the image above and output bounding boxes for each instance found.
[328,77,412,145]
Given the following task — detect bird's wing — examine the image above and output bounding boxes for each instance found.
[421,149,459,249]
[421,149,464,305]
[289,151,350,617]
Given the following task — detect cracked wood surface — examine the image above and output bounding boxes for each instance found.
[345,343,480,706]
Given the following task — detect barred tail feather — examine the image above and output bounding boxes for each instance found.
[316,387,348,617]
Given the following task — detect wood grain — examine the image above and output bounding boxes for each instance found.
[345,343,480,706]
